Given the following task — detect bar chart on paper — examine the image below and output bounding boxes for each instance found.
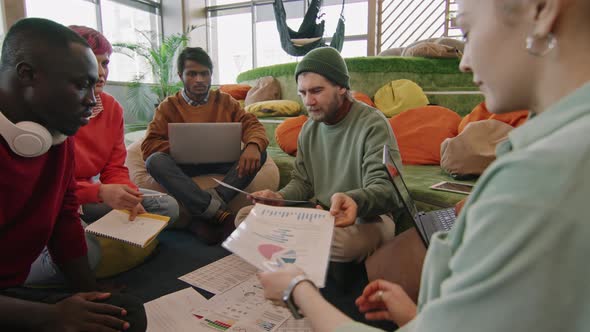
[254,227,293,244]
[191,276,291,332]
[259,208,328,223]
[223,204,334,287]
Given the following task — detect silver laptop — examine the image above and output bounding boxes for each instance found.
[168,122,242,164]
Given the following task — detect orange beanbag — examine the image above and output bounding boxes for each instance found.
[219,84,252,100]
[389,106,462,165]
[352,91,376,107]
[458,102,529,133]
[275,115,309,156]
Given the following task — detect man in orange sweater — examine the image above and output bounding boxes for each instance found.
[141,47,269,244]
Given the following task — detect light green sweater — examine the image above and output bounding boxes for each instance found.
[337,82,590,331]
[279,100,402,218]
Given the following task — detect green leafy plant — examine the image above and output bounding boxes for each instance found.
[113,25,202,128]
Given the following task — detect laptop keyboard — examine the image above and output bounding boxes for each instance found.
[432,208,456,231]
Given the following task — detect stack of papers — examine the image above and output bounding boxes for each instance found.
[146,254,314,331]
[147,201,335,331]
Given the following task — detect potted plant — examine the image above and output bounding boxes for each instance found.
[113,25,201,130]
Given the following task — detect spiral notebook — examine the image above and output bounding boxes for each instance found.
[85,210,170,248]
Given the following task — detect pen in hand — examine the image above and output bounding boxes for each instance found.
[141,193,168,198]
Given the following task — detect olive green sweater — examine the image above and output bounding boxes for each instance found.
[279,100,402,218]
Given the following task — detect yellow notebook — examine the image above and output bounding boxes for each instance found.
[85,210,169,248]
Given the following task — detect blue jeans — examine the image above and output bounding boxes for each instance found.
[25,188,179,286]
[25,220,101,286]
[145,149,267,219]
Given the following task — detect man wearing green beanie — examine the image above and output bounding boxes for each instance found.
[238,47,403,283]
[294,46,350,90]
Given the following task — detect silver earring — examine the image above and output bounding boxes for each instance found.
[526,33,557,57]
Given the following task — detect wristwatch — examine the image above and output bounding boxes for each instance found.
[282,275,316,319]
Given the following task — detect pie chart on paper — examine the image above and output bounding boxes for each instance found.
[276,249,297,264]
[258,244,297,264]
[258,244,284,259]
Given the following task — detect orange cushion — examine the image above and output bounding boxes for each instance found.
[219,84,251,100]
[275,115,308,156]
[352,91,376,107]
[389,106,462,165]
[458,102,529,133]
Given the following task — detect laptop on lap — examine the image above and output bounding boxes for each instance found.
[168,122,242,164]
[382,145,457,247]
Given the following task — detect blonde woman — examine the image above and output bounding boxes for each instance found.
[258,0,590,331]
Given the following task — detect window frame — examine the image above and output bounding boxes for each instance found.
[25,0,163,83]
[206,0,369,84]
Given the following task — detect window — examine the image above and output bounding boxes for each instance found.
[25,0,162,82]
[0,3,6,37]
[26,0,98,28]
[101,0,162,82]
[208,7,253,85]
[207,0,368,84]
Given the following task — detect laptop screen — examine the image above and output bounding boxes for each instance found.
[382,145,419,218]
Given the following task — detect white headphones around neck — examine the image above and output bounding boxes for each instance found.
[0,111,54,157]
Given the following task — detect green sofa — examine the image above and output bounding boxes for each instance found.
[238,56,483,116]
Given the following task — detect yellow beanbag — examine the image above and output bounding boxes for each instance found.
[374,79,429,117]
[94,238,159,279]
[245,100,302,117]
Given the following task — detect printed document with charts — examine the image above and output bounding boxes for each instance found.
[222,204,334,288]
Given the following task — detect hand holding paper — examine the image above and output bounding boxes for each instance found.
[212,178,314,207]
[222,204,334,288]
[329,193,358,227]
[249,189,286,206]
[257,264,307,302]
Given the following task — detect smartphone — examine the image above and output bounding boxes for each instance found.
[430,181,474,195]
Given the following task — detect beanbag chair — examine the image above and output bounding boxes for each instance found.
[352,91,376,107]
[245,100,302,117]
[389,106,461,165]
[275,115,308,156]
[441,119,514,176]
[219,84,251,100]
[458,102,529,133]
[245,76,281,106]
[94,238,159,278]
[402,42,459,58]
[374,79,429,117]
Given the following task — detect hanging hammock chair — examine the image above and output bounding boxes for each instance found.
[273,0,346,57]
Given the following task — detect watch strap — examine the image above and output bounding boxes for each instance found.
[282,274,315,319]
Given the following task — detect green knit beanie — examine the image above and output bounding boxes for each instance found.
[295,47,350,89]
